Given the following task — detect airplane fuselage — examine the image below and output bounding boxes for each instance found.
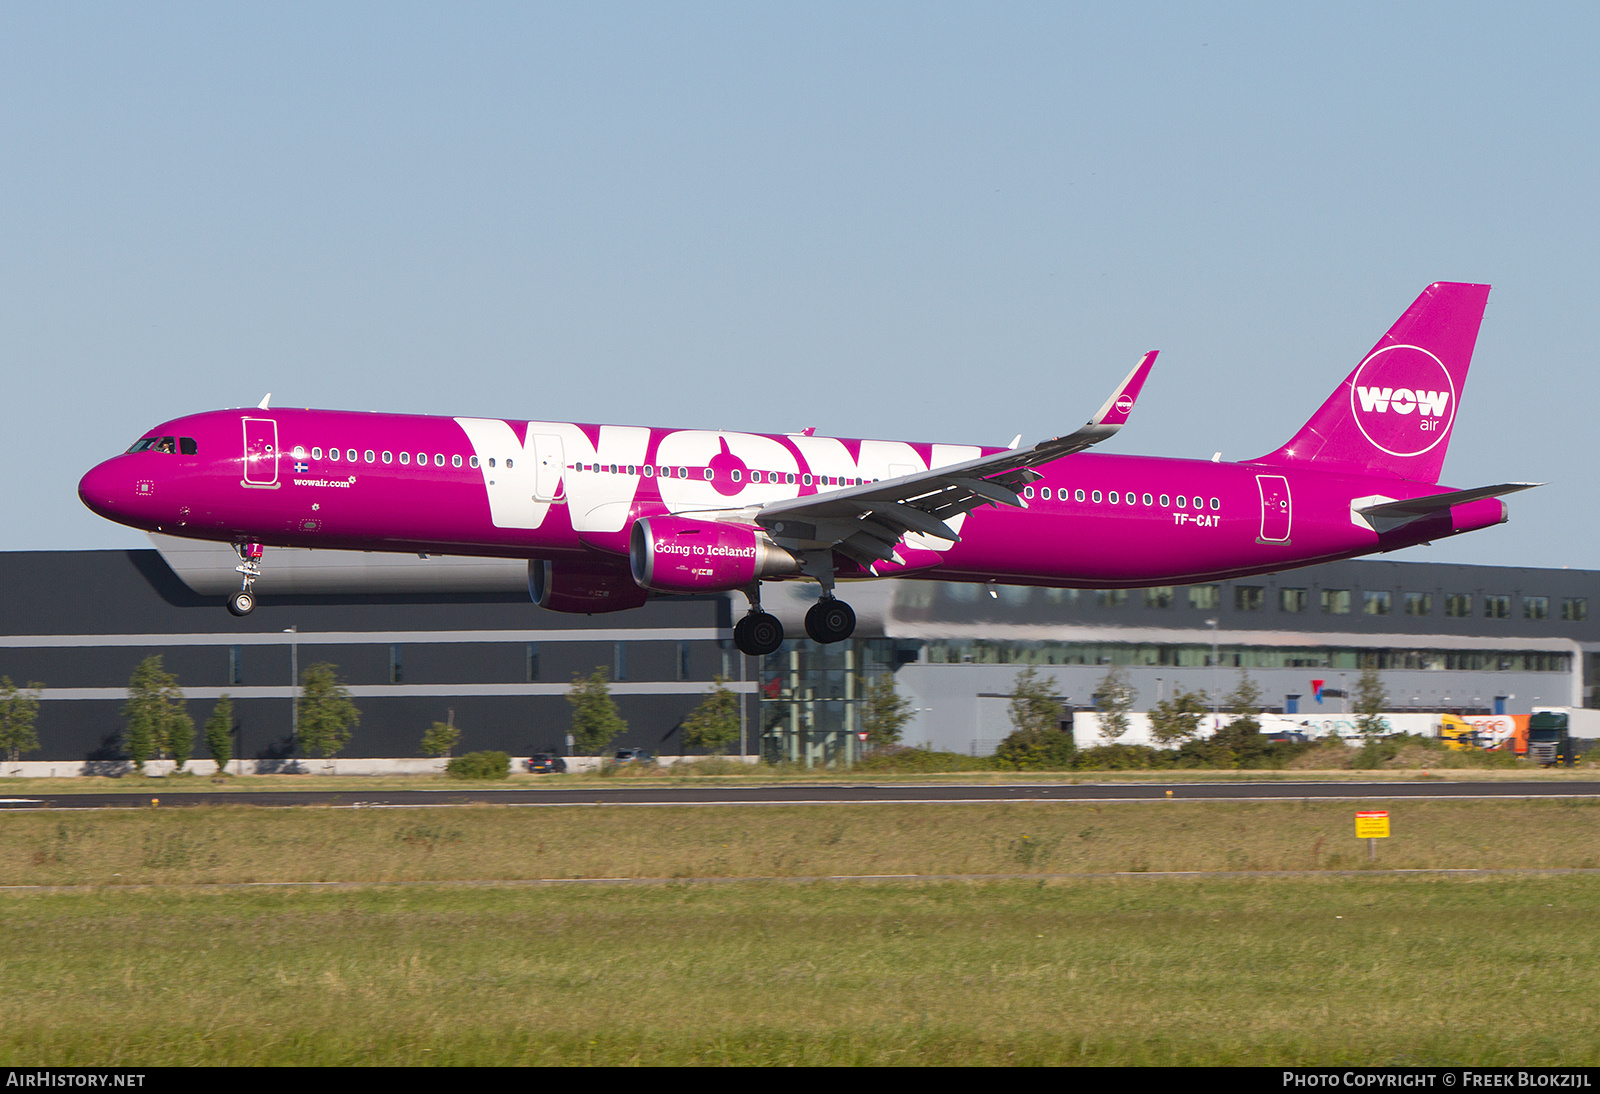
[78,406,1506,590]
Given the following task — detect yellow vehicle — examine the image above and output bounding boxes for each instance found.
[1439,714,1488,751]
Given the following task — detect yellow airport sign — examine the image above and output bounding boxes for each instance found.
[1355,810,1391,839]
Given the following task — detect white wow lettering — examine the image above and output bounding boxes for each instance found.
[1355,387,1450,417]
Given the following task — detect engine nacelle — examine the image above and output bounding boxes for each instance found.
[529,558,650,614]
[630,516,800,593]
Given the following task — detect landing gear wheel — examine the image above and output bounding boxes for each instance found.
[804,598,856,644]
[734,611,785,656]
[226,591,256,617]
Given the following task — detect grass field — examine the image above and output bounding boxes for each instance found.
[3,798,1598,1065]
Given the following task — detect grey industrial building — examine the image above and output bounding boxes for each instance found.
[1,536,1596,770]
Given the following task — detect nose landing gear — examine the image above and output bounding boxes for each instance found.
[227,542,264,617]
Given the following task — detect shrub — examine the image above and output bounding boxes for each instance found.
[446,751,511,780]
[855,746,993,773]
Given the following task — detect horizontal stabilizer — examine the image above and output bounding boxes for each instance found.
[1357,482,1540,534]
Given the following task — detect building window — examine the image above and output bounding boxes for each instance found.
[1405,592,1432,616]
[1524,596,1549,620]
[526,643,540,682]
[1144,587,1173,609]
[389,645,403,684]
[1096,590,1128,608]
[1364,591,1391,616]
[1446,594,1472,618]
[1280,588,1307,613]
[1235,586,1264,611]
[1485,595,1510,619]
[677,641,691,681]
[614,642,628,681]
[1321,589,1351,615]
[1563,598,1588,622]
[228,646,243,686]
[1188,585,1220,610]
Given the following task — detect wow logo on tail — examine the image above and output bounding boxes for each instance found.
[1348,344,1457,458]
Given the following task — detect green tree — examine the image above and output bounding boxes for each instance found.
[568,667,627,755]
[1007,666,1065,737]
[1148,687,1208,745]
[123,656,189,773]
[297,663,360,759]
[681,676,740,754]
[995,667,1074,769]
[203,695,234,776]
[420,713,461,758]
[1353,667,1389,740]
[1204,671,1268,767]
[1222,671,1264,736]
[860,672,913,748]
[0,677,43,764]
[1092,664,1136,741]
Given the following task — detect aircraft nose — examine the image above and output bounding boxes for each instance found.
[78,458,127,520]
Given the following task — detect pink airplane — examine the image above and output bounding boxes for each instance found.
[79,283,1535,656]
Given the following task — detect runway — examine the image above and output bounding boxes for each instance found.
[1,779,1597,810]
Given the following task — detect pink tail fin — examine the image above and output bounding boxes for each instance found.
[1256,282,1490,484]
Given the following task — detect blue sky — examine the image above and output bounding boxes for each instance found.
[3,3,1596,567]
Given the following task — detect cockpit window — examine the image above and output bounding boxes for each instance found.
[126,435,195,454]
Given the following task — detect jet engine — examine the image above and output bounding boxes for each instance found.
[529,558,650,613]
[629,516,799,594]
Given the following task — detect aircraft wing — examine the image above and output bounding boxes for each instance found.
[753,351,1158,568]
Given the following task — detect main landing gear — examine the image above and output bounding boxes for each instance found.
[733,582,784,657]
[731,583,858,656]
[226,542,264,617]
[804,596,855,644]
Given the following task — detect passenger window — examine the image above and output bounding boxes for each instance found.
[452,454,462,468]
[643,464,654,477]
[731,469,742,482]
[399,452,409,465]
[1176,495,1186,508]
[1091,490,1102,503]
[1040,487,1052,500]
[311,447,322,460]
[1023,486,1034,499]
[1108,491,1119,504]
[346,449,357,462]
[329,449,340,462]
[802,474,813,486]
[703,468,714,480]
[469,456,479,469]
[365,450,375,463]
[786,473,795,484]
[506,458,513,468]
[382,451,393,464]
[1074,489,1085,502]
[1159,494,1169,507]
[1210,497,1220,511]
[1142,493,1152,506]
[434,454,444,467]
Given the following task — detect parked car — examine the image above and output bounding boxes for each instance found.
[525,752,567,774]
[612,748,655,765]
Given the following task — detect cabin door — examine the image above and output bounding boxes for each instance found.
[1256,474,1291,543]
[242,418,280,486]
